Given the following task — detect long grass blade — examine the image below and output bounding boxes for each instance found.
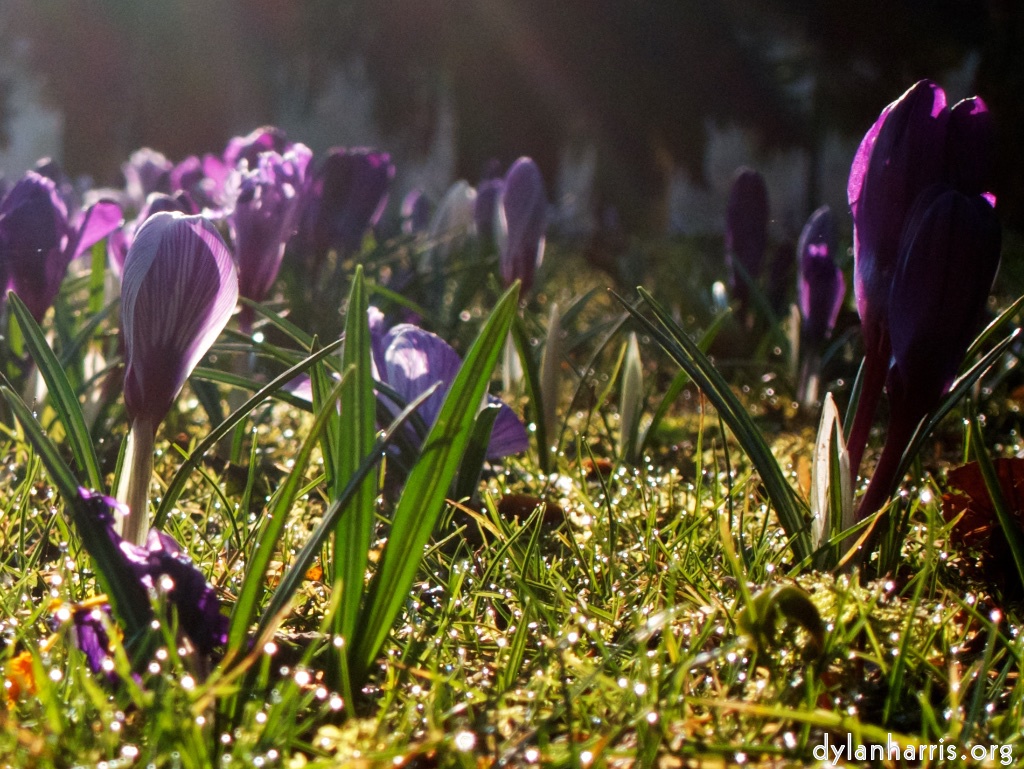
[620,288,812,563]
[350,284,520,683]
[154,338,343,526]
[8,291,104,491]
[969,418,1024,590]
[228,377,346,654]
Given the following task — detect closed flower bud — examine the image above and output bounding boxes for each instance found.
[497,157,547,293]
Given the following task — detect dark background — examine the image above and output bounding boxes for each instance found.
[2,0,1019,233]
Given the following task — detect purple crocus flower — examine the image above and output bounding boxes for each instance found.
[497,157,547,293]
[223,126,291,170]
[0,171,122,322]
[846,80,996,477]
[796,206,845,406]
[119,212,238,544]
[856,186,1000,522]
[798,206,844,348]
[475,177,504,244]
[401,189,432,236]
[108,192,199,279]
[305,148,395,264]
[123,148,173,210]
[77,488,228,658]
[228,144,312,332]
[71,603,115,676]
[371,315,529,460]
[725,167,769,311]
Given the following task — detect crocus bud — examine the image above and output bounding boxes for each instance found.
[725,167,769,308]
[109,192,198,278]
[475,177,504,245]
[370,319,528,460]
[422,181,477,274]
[497,157,547,293]
[223,125,291,170]
[848,80,949,359]
[119,212,238,544]
[946,96,995,198]
[1,172,122,321]
[229,145,312,332]
[307,148,395,261]
[797,206,844,348]
[123,148,173,209]
[401,189,432,235]
[856,186,1000,523]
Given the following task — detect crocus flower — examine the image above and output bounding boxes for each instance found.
[123,148,173,210]
[119,212,238,544]
[401,189,432,236]
[0,171,122,322]
[725,167,769,311]
[223,126,291,170]
[796,206,845,406]
[856,186,1000,523]
[228,144,312,332]
[305,148,395,264]
[75,488,228,667]
[846,80,996,476]
[371,315,529,460]
[108,191,199,279]
[475,177,504,245]
[497,157,547,293]
[422,180,477,274]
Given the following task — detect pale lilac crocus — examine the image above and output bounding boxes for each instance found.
[423,181,477,275]
[371,312,529,460]
[497,157,547,293]
[401,189,432,236]
[475,177,504,245]
[228,144,312,332]
[0,171,122,322]
[118,212,238,544]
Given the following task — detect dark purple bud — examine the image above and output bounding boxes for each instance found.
[498,157,547,292]
[475,178,504,244]
[401,189,432,235]
[123,148,173,208]
[888,186,1001,410]
[121,212,238,428]
[946,96,995,198]
[798,205,845,346]
[725,167,769,304]
[229,145,312,331]
[848,80,949,355]
[77,488,229,655]
[307,148,395,259]
[0,172,69,321]
[374,320,528,459]
[856,186,1000,523]
[223,126,291,170]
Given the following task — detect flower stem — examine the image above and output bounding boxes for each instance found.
[119,418,156,546]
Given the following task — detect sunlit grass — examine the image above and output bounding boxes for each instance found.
[2,239,1024,767]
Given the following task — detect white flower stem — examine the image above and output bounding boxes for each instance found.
[118,418,156,546]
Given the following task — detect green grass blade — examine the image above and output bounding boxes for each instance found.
[454,403,500,501]
[0,382,153,645]
[334,266,379,652]
[190,367,312,411]
[639,309,729,456]
[228,377,345,654]
[7,291,104,491]
[509,313,549,472]
[154,338,343,527]
[310,337,341,492]
[351,283,520,683]
[969,417,1024,590]
[620,287,812,564]
[254,384,439,642]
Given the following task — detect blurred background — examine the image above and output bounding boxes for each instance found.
[0,0,1018,240]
